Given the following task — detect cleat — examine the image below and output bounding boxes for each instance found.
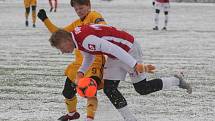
[25,20,29,27]
[50,7,53,12]
[162,27,167,30]
[174,73,192,94]
[54,9,57,12]
[153,26,158,30]
[58,112,80,121]
[33,24,36,28]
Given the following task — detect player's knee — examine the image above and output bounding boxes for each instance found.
[32,6,36,11]
[62,77,77,99]
[103,80,127,109]
[133,79,163,95]
[155,9,160,14]
[164,11,168,15]
[26,7,30,14]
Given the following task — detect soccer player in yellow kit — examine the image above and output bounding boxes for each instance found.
[37,0,106,121]
[24,0,37,27]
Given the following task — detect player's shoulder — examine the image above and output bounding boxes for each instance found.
[88,10,104,17]
[88,11,106,24]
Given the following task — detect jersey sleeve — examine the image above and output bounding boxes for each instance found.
[78,51,95,73]
[83,35,137,68]
[43,18,59,33]
[63,21,77,32]
[43,18,77,33]
[91,11,107,25]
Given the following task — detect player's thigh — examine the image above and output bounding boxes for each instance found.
[119,61,146,84]
[64,63,80,82]
[163,3,170,12]
[24,0,30,8]
[103,58,127,81]
[30,0,37,6]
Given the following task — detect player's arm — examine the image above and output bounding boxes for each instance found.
[78,51,95,73]
[76,51,95,81]
[37,9,58,33]
[37,9,76,33]
[83,35,137,68]
[83,35,155,73]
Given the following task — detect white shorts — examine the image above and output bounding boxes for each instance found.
[103,41,146,83]
[155,1,170,12]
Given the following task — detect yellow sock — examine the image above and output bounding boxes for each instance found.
[87,97,98,119]
[32,10,36,24]
[25,12,29,20]
[65,96,78,113]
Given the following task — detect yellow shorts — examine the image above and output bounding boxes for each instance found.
[24,0,37,8]
[65,62,104,90]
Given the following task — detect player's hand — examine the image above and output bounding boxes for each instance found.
[134,63,156,73]
[75,71,84,84]
[145,64,156,73]
[37,9,48,22]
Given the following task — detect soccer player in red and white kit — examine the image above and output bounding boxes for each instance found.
[153,0,170,30]
[49,0,57,12]
[49,24,192,121]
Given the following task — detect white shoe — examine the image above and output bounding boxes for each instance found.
[174,73,192,94]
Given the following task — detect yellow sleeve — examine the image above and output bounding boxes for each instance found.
[43,18,59,33]
[63,22,77,32]
[90,11,107,25]
[43,18,77,33]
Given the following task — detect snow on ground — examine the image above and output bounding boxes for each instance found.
[0,0,215,121]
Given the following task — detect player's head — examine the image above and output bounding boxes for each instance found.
[70,0,91,20]
[49,29,75,53]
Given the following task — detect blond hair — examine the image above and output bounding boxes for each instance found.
[49,29,72,47]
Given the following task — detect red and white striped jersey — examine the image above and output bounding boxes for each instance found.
[155,0,169,3]
[71,24,137,73]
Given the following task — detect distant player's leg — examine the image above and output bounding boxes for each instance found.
[153,9,160,30]
[54,0,57,12]
[162,3,170,30]
[24,0,30,27]
[31,0,37,27]
[58,77,80,121]
[103,58,137,121]
[32,5,36,27]
[161,11,168,30]
[153,1,160,30]
[49,0,53,12]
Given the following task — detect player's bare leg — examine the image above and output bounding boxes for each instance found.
[25,7,30,27]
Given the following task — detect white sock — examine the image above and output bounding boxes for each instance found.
[161,77,180,89]
[154,13,159,27]
[164,14,168,27]
[118,106,137,121]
